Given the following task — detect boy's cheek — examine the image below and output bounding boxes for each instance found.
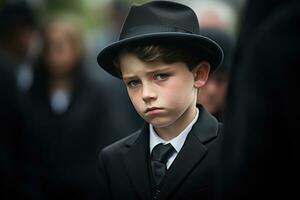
[163,90,188,104]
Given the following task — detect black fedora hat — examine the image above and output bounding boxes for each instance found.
[97,0,223,78]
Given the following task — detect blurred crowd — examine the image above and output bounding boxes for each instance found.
[0,1,143,199]
[0,0,297,199]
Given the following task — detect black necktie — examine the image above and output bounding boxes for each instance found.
[151,143,175,188]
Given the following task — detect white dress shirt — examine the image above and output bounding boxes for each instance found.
[149,108,199,169]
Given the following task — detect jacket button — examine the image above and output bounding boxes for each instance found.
[153,189,160,199]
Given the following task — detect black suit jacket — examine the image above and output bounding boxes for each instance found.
[98,106,223,200]
[216,0,300,199]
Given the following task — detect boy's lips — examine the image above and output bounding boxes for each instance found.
[145,107,163,114]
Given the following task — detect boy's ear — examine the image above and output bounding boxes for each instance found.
[193,61,211,88]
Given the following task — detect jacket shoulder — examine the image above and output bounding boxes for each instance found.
[99,129,142,157]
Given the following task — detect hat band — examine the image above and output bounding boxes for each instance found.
[120,25,195,40]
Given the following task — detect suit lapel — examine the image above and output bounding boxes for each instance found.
[160,105,219,199]
[122,123,152,200]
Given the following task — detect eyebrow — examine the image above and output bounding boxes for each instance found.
[123,66,172,80]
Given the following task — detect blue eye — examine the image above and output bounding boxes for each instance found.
[154,73,169,80]
[127,80,141,88]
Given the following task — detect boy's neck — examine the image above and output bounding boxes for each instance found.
[153,105,197,141]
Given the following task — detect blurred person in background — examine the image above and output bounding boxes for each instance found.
[0,1,37,199]
[20,14,122,200]
[216,0,299,199]
[193,0,237,122]
[191,0,237,36]
[0,0,38,93]
[197,27,235,122]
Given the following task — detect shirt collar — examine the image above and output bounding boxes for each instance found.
[149,108,199,153]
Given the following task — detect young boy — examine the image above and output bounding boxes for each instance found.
[96,1,224,200]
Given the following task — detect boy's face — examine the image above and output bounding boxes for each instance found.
[119,53,202,129]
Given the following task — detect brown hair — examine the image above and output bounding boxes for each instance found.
[113,44,204,77]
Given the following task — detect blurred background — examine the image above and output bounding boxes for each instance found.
[2,0,296,199]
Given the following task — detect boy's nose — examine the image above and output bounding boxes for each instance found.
[142,84,157,102]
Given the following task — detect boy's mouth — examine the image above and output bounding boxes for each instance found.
[145,107,163,114]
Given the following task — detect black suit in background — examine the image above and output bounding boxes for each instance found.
[98,105,223,200]
[216,0,300,199]
[20,64,126,200]
[0,53,27,200]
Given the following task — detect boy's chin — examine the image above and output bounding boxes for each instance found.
[148,119,173,129]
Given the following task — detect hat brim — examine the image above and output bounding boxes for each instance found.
[97,32,223,78]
